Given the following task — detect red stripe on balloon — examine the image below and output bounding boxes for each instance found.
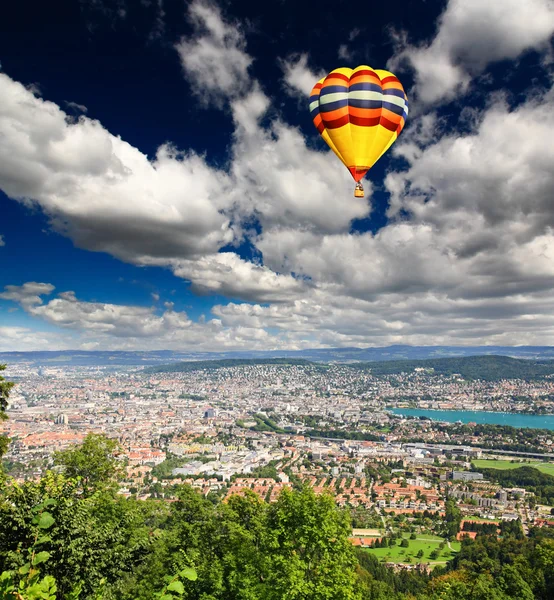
[323,114,350,129]
[350,115,381,127]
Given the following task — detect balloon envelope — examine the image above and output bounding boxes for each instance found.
[310,66,408,182]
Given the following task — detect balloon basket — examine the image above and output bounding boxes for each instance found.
[354,182,364,198]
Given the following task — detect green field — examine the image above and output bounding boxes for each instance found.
[363,534,460,565]
[472,459,554,476]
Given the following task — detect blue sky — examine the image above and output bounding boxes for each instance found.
[1,0,554,351]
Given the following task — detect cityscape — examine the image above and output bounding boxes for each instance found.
[4,356,554,557]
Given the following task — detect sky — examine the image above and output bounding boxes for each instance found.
[0,0,554,352]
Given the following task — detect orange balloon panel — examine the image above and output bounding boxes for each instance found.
[309,65,408,182]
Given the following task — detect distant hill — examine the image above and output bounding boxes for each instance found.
[3,345,554,367]
[145,355,554,380]
[144,358,317,374]
[347,355,554,381]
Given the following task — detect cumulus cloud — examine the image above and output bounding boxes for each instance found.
[0,283,291,351]
[212,289,554,347]
[0,0,372,308]
[389,0,554,105]
[170,253,308,303]
[3,1,554,350]
[0,282,56,310]
[386,88,554,244]
[175,0,252,106]
[0,73,234,265]
[0,326,76,352]
[228,88,371,234]
[280,53,326,98]
[65,100,88,114]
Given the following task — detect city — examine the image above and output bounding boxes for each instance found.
[4,358,554,564]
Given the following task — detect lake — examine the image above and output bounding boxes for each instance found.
[390,408,554,430]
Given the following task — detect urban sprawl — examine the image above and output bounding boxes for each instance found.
[4,361,554,568]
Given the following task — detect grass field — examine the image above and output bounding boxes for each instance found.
[363,533,460,565]
[472,459,554,476]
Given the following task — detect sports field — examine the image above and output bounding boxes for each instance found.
[472,459,554,476]
[352,528,382,537]
[363,534,460,565]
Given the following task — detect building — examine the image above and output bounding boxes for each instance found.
[452,471,483,482]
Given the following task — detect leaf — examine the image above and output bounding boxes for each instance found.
[43,499,57,507]
[179,567,197,581]
[167,581,185,595]
[18,563,30,575]
[159,596,173,600]
[36,535,52,545]
[38,512,55,529]
[32,551,51,566]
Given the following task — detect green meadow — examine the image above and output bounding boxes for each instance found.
[472,459,554,476]
[363,534,460,565]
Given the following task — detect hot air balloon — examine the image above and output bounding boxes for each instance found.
[309,66,408,198]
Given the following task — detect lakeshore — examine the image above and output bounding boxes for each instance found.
[390,408,554,430]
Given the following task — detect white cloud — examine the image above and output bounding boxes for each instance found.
[390,0,554,105]
[175,0,252,106]
[64,100,88,114]
[0,73,234,266]
[338,45,352,61]
[0,0,369,307]
[0,282,56,309]
[170,253,307,303]
[228,88,372,234]
[280,53,326,98]
[0,326,76,352]
[3,1,554,351]
[386,88,554,243]
[0,283,292,351]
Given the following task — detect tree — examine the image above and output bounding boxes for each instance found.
[444,499,462,539]
[264,487,361,599]
[0,365,14,461]
[53,433,124,493]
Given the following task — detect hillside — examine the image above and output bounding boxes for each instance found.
[144,358,317,374]
[348,355,554,381]
[4,345,554,367]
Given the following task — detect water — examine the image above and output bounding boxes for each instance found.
[390,408,554,430]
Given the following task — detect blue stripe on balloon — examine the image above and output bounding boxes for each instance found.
[348,98,382,109]
[382,101,405,116]
[349,82,382,93]
[319,98,349,112]
[320,85,348,95]
[382,88,406,99]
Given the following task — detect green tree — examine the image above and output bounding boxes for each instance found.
[53,433,124,494]
[444,500,462,539]
[0,365,14,461]
[264,486,361,600]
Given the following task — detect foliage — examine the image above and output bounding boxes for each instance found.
[53,433,124,494]
[0,498,60,600]
[479,465,554,504]
[0,365,14,461]
[348,355,554,381]
[250,414,285,434]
